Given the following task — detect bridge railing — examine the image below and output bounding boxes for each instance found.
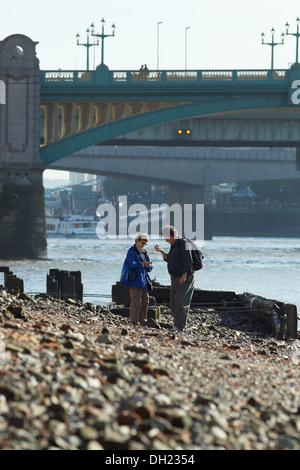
[41,69,288,84]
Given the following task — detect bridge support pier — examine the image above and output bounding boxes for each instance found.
[0,34,47,259]
[166,184,213,240]
[0,171,47,259]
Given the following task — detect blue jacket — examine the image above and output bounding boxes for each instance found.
[120,244,153,290]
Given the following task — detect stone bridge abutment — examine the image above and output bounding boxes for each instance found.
[0,35,47,259]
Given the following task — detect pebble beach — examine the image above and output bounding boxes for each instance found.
[1,287,300,451]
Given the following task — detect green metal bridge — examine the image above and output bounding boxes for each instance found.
[40,65,300,167]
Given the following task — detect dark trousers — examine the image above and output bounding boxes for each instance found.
[170,273,195,330]
[130,287,149,325]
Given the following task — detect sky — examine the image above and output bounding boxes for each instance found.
[1,0,300,183]
[2,0,299,71]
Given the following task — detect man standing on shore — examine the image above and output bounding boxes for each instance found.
[155,225,195,332]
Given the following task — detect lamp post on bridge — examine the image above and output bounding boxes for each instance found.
[285,17,300,64]
[261,28,284,70]
[91,18,116,69]
[76,26,99,70]
[157,21,163,70]
[185,26,190,70]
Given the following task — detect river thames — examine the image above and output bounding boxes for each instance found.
[2,236,300,316]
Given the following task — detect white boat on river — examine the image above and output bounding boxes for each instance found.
[46,214,105,237]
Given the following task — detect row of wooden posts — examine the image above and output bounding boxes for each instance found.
[0,266,24,295]
[0,266,83,302]
[0,266,298,339]
[46,269,83,302]
[112,281,299,340]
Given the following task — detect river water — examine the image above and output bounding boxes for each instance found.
[1,236,300,315]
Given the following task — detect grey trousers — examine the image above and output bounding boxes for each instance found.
[170,273,195,331]
[129,287,149,325]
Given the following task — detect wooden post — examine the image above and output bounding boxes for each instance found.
[47,273,59,299]
[60,271,75,301]
[286,304,298,339]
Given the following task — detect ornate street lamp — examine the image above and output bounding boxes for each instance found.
[285,17,300,64]
[76,26,99,70]
[261,27,284,70]
[91,18,116,69]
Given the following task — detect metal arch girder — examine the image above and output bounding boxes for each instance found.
[40,94,287,166]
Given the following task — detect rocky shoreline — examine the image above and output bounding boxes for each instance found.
[0,287,300,450]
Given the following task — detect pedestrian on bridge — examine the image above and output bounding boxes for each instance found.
[155,225,195,332]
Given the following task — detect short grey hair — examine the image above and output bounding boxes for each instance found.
[161,225,178,238]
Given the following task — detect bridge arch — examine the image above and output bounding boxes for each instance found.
[40,94,285,166]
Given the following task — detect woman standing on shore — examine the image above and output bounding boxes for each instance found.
[121,233,153,325]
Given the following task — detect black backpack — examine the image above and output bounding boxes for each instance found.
[184,238,204,271]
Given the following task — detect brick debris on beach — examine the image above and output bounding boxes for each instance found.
[1,287,300,450]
